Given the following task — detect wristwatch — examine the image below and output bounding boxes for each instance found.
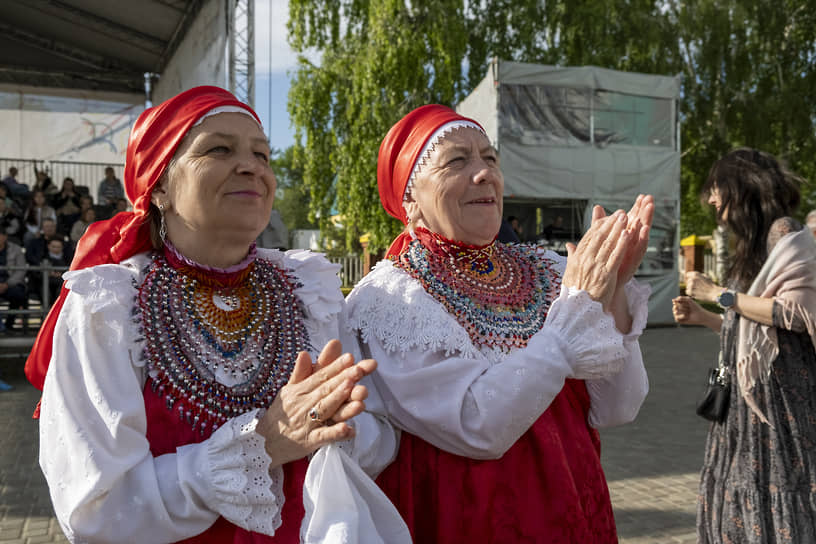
[717,289,736,309]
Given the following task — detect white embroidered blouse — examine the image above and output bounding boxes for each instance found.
[38,249,401,544]
[345,249,651,460]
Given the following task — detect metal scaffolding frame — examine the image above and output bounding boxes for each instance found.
[227,0,255,108]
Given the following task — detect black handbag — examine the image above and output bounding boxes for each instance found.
[696,353,731,423]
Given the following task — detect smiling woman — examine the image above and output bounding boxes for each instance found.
[346,104,655,542]
[25,87,407,544]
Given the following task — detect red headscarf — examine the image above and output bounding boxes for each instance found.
[377,104,484,257]
[25,86,261,399]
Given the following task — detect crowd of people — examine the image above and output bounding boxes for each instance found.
[0,165,127,331]
[0,85,812,544]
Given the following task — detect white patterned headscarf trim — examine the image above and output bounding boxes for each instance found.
[402,120,487,203]
[192,105,263,129]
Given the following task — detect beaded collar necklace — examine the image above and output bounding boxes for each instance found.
[137,244,310,434]
[394,228,561,352]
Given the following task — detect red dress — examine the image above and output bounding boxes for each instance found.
[144,379,308,543]
[376,379,618,543]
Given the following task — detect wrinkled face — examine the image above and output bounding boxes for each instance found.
[155,112,276,244]
[407,128,503,245]
[707,184,728,221]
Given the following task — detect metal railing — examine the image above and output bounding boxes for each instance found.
[0,263,68,341]
[328,254,364,289]
[0,157,124,200]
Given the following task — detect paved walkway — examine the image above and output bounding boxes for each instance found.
[0,325,720,543]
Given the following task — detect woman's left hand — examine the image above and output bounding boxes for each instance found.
[563,209,631,310]
[589,194,654,287]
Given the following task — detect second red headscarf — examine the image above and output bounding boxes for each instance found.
[377,104,484,257]
[25,86,261,395]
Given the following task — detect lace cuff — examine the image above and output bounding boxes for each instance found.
[623,278,651,342]
[206,409,284,535]
[545,285,626,379]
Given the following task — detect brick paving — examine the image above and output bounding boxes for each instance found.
[0,325,720,543]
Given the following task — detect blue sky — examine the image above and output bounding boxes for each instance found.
[253,0,299,152]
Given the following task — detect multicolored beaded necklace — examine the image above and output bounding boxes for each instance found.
[394,228,561,352]
[137,243,310,434]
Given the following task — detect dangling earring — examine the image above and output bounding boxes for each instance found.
[158,203,167,242]
[406,216,417,240]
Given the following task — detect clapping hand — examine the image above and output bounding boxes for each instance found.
[563,208,631,311]
[256,339,375,468]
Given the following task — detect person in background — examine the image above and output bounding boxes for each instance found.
[40,238,70,307]
[1,166,30,200]
[28,86,405,543]
[496,216,520,243]
[806,209,816,238]
[33,168,58,199]
[347,104,652,542]
[52,177,82,236]
[23,190,57,245]
[542,214,566,242]
[69,206,95,243]
[0,198,23,244]
[0,229,28,332]
[672,148,816,542]
[114,197,129,214]
[508,215,523,240]
[96,166,125,215]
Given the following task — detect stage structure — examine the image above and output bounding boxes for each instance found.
[457,59,681,324]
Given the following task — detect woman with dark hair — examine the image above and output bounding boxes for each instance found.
[672,148,816,542]
[23,189,57,244]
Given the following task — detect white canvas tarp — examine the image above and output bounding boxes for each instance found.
[457,60,681,324]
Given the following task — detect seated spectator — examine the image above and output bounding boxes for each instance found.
[113,197,129,214]
[0,230,28,332]
[70,206,95,243]
[25,219,68,306]
[52,177,82,235]
[96,166,124,218]
[0,199,22,244]
[23,190,57,245]
[541,215,567,242]
[25,218,61,267]
[33,168,59,199]
[40,238,69,307]
[1,166,31,200]
[0,183,22,217]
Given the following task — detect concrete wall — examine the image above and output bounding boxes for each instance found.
[152,0,229,102]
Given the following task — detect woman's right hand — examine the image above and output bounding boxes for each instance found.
[672,295,706,325]
[563,208,630,310]
[256,339,375,469]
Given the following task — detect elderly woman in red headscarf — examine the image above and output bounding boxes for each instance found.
[27,87,407,543]
[345,105,654,542]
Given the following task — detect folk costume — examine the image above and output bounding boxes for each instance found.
[345,105,651,542]
[27,87,404,543]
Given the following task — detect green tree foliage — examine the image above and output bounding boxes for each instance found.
[270,146,316,231]
[670,0,816,235]
[288,0,816,248]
